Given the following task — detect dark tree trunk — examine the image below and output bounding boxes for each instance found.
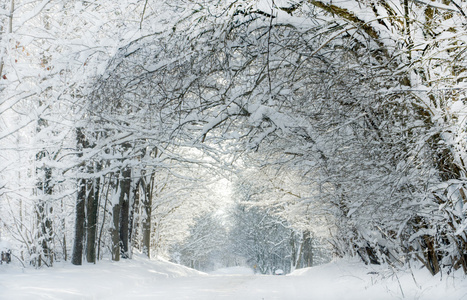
[61,200,67,261]
[142,177,153,258]
[72,127,89,266]
[290,231,301,270]
[119,167,132,259]
[85,172,100,264]
[72,178,86,265]
[97,174,112,261]
[111,181,122,261]
[129,179,141,256]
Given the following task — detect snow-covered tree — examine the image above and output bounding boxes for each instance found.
[172,212,228,271]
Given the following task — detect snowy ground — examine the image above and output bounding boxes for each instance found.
[1,255,466,300]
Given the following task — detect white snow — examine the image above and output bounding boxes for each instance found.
[209,266,254,275]
[0,256,466,300]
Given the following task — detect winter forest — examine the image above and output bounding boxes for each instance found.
[1,0,467,283]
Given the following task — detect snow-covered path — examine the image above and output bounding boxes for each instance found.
[0,272,373,300]
[126,274,309,299]
[1,256,466,300]
[2,271,322,300]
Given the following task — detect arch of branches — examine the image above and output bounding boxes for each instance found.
[4,1,466,275]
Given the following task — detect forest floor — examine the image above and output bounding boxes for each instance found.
[0,254,466,300]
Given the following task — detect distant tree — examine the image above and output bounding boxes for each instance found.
[172,213,228,271]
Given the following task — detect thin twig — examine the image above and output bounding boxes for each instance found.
[450,0,467,19]
[140,0,149,30]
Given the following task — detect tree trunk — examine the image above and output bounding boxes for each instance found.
[72,127,89,265]
[97,174,112,261]
[290,231,301,270]
[129,179,141,257]
[111,181,122,261]
[119,167,132,259]
[71,178,86,265]
[61,200,67,261]
[142,176,153,258]
[301,230,313,267]
[35,117,54,267]
[293,232,304,270]
[85,172,100,264]
[36,194,53,267]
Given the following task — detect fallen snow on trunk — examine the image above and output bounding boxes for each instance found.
[0,256,466,299]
